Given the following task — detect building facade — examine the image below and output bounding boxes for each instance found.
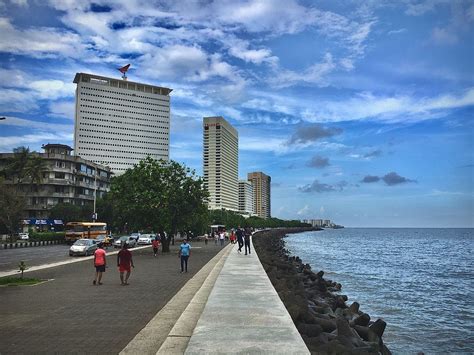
[73,72,172,175]
[0,144,112,219]
[203,116,239,211]
[238,180,254,216]
[247,171,271,219]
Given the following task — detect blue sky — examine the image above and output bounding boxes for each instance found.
[0,0,473,227]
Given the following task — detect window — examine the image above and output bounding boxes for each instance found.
[55,161,66,168]
[55,172,65,179]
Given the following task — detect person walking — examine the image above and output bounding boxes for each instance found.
[93,243,106,285]
[244,227,252,255]
[152,237,160,257]
[178,239,191,273]
[219,230,225,247]
[117,243,134,285]
[236,227,244,253]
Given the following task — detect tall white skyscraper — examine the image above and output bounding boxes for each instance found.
[203,116,238,211]
[238,179,254,216]
[73,72,172,175]
[248,171,271,219]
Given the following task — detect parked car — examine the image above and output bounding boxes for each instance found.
[137,234,154,245]
[113,236,137,248]
[18,233,29,240]
[130,232,141,242]
[69,239,98,256]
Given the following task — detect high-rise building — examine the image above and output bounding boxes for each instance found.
[248,171,271,219]
[73,72,172,175]
[203,116,238,211]
[238,180,254,216]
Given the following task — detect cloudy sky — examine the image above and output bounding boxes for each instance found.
[0,0,473,227]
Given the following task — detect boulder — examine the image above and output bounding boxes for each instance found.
[352,313,371,327]
[369,319,387,338]
[348,301,360,314]
[296,323,324,337]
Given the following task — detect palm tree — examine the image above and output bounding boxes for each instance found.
[25,154,47,192]
[5,147,31,184]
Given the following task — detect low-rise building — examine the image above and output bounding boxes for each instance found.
[0,144,112,220]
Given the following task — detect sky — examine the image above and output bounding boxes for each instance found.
[0,0,473,227]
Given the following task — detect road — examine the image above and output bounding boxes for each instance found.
[0,244,74,272]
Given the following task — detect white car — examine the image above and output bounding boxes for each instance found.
[137,234,154,245]
[19,233,29,240]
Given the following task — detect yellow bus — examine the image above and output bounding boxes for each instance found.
[65,222,107,244]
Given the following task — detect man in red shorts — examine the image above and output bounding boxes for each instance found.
[117,243,134,285]
[93,243,106,285]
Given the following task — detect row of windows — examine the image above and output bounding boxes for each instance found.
[78,142,168,151]
[78,128,169,140]
[80,147,168,154]
[78,135,168,145]
[81,153,166,160]
[83,83,169,102]
[80,111,168,124]
[80,121,168,133]
[80,98,169,114]
[80,106,169,120]
[81,90,169,109]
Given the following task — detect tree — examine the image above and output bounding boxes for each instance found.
[24,154,47,191]
[0,179,26,241]
[109,157,209,252]
[4,147,31,184]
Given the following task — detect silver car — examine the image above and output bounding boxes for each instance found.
[69,239,98,256]
[113,236,137,248]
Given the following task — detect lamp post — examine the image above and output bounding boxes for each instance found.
[92,169,97,222]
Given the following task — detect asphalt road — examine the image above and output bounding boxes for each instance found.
[0,244,74,272]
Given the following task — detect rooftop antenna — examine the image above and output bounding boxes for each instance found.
[118,64,130,80]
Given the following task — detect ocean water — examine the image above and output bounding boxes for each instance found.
[284,228,474,354]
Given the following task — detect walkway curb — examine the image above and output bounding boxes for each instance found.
[120,244,233,355]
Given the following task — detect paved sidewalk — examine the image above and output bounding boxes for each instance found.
[184,241,310,354]
[0,241,226,354]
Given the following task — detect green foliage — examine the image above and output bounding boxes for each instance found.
[208,209,310,230]
[18,260,28,278]
[29,231,65,241]
[0,178,26,239]
[108,157,209,251]
[0,276,41,286]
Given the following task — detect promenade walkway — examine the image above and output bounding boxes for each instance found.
[0,237,309,354]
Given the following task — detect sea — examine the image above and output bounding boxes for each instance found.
[284,228,474,354]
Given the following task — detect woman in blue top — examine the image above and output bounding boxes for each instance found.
[178,239,191,273]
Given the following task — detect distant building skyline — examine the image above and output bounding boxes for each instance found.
[73,72,172,175]
[203,116,239,211]
[248,171,271,219]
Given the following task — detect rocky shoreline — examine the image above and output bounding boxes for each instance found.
[253,228,391,354]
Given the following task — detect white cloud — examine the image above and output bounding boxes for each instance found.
[0,17,86,58]
[269,53,336,88]
[297,204,311,216]
[49,100,75,119]
[432,26,459,45]
[0,132,73,152]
